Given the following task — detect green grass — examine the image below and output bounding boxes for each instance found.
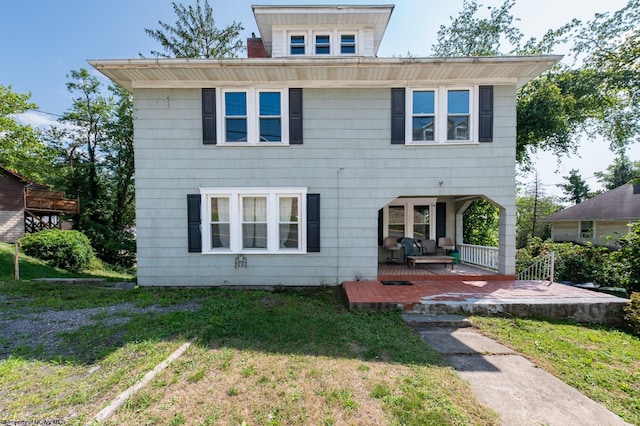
[0,283,499,425]
[0,242,133,282]
[470,316,640,425]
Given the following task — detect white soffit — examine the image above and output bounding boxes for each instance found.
[88,56,562,91]
[252,5,395,55]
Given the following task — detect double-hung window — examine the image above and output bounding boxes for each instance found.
[290,35,306,55]
[221,89,287,145]
[201,188,307,254]
[340,34,356,54]
[315,35,331,54]
[408,87,473,144]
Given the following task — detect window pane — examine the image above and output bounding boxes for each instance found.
[340,34,355,54]
[225,92,246,116]
[413,206,430,240]
[388,206,405,240]
[226,118,247,141]
[211,198,229,222]
[259,92,281,116]
[211,224,230,248]
[447,116,469,140]
[291,35,305,55]
[279,224,299,248]
[279,197,298,222]
[316,35,330,54]
[413,91,435,114]
[413,117,434,141]
[243,197,267,222]
[243,224,267,248]
[260,118,282,141]
[448,90,469,114]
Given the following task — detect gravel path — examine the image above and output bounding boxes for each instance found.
[0,301,200,358]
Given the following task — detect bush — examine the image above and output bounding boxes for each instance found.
[623,292,640,336]
[20,230,96,272]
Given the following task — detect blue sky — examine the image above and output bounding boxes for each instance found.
[1,0,636,195]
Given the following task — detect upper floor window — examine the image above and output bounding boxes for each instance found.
[290,35,305,55]
[408,87,474,144]
[340,34,356,54]
[315,35,331,54]
[221,89,287,145]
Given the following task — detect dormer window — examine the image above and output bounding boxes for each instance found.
[340,34,356,54]
[315,35,331,54]
[290,35,305,55]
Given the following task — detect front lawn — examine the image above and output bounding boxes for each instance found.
[470,316,640,425]
[0,282,498,425]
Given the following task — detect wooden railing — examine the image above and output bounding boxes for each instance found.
[458,243,499,271]
[516,252,555,284]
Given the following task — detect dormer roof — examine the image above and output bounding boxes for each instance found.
[252,4,394,56]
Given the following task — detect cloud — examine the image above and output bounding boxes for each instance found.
[15,111,58,128]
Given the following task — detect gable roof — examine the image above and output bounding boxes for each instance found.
[543,183,640,222]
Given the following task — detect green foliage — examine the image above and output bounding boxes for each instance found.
[463,200,499,246]
[20,230,96,272]
[0,85,56,183]
[594,151,640,190]
[558,169,591,204]
[610,222,640,292]
[623,292,640,335]
[516,181,563,248]
[144,0,244,59]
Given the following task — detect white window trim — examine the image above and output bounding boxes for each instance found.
[338,31,357,55]
[406,86,477,145]
[383,198,437,240]
[200,187,307,254]
[284,29,359,57]
[289,32,307,55]
[217,88,289,146]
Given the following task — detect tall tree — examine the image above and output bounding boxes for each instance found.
[0,85,55,182]
[594,151,640,190]
[463,200,499,247]
[516,176,563,248]
[558,169,591,204]
[144,0,244,58]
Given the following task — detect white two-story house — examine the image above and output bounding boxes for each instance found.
[90,4,559,287]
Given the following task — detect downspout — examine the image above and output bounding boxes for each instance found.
[336,168,344,284]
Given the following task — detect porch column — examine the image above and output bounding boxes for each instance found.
[498,206,516,275]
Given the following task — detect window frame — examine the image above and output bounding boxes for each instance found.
[284,30,359,57]
[406,86,476,145]
[218,88,289,146]
[315,34,331,55]
[382,198,437,241]
[289,33,306,55]
[339,33,357,54]
[200,187,307,254]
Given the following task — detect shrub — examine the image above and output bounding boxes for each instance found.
[20,230,96,272]
[623,292,640,336]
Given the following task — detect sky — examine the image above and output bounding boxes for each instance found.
[1,0,637,197]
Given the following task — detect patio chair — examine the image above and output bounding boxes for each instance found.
[420,239,437,255]
[400,237,422,264]
[438,237,455,255]
[383,236,402,263]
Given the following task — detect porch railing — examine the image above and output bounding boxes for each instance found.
[458,244,499,271]
[516,252,555,284]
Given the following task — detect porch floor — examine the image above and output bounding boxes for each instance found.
[344,263,629,324]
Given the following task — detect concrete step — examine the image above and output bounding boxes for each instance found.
[401,313,471,328]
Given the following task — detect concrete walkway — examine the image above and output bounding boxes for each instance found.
[403,315,631,426]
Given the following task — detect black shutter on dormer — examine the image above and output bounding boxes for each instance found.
[202,88,216,145]
[391,88,406,144]
[289,88,303,144]
[478,85,493,142]
[187,194,202,252]
[307,193,320,252]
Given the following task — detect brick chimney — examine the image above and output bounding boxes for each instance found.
[247,33,268,58]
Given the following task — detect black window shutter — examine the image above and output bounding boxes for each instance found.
[478,85,493,142]
[202,88,216,145]
[378,209,383,247]
[391,88,406,144]
[187,194,202,252]
[436,202,447,241]
[289,88,303,145]
[307,193,320,252]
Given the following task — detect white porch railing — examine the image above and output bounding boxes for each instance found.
[516,252,555,284]
[458,244,499,271]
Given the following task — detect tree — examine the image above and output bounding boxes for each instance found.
[144,0,244,59]
[558,169,591,204]
[594,151,640,190]
[0,85,55,182]
[463,199,499,247]
[516,176,563,248]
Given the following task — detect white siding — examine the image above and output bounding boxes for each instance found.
[133,86,517,286]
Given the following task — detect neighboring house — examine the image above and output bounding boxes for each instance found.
[0,166,79,243]
[543,183,640,247]
[90,4,558,287]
